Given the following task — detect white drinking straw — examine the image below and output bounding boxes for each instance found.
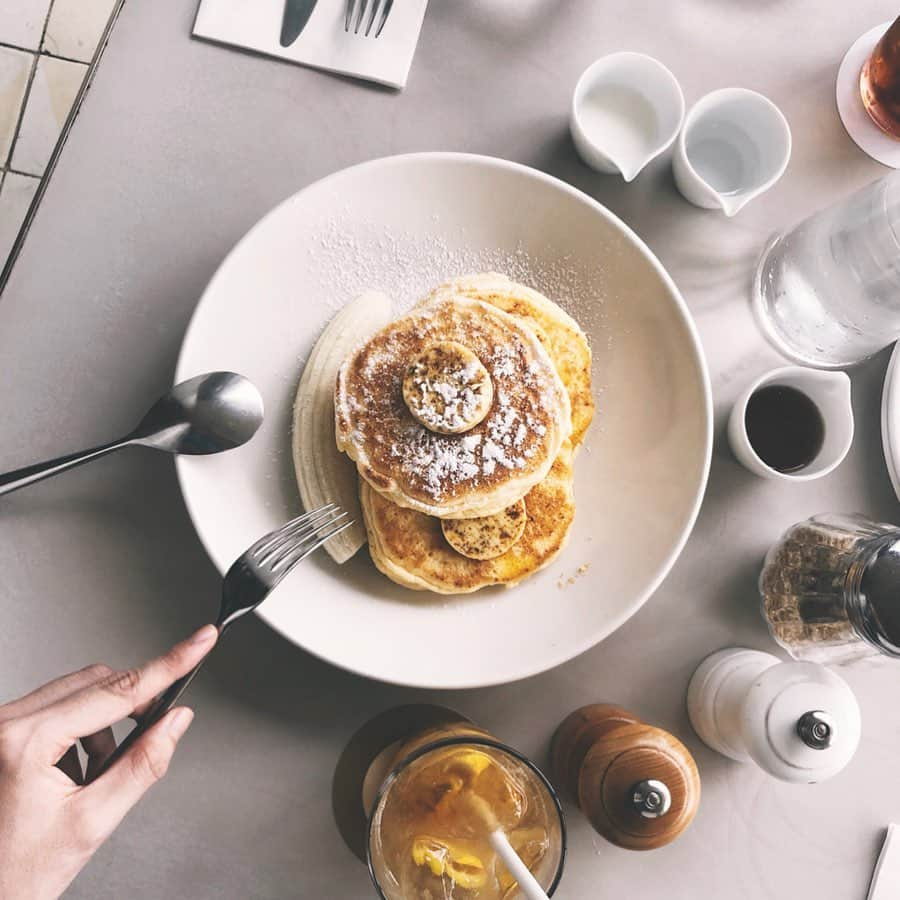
[487,829,551,900]
[468,794,550,900]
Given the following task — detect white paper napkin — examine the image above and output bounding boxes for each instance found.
[193,0,429,90]
[868,825,900,900]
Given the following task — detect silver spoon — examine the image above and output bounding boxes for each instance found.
[0,372,264,497]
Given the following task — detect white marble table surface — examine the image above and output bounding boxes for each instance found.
[2,2,899,898]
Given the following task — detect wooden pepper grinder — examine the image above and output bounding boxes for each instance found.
[551,704,701,851]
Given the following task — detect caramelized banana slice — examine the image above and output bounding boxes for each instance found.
[412,837,488,890]
[441,500,528,560]
[402,341,493,435]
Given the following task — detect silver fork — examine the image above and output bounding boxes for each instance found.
[345,0,394,37]
[89,503,352,781]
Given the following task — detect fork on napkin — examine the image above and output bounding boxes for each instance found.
[193,0,429,89]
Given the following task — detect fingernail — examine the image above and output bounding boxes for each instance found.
[166,707,194,737]
[189,625,218,646]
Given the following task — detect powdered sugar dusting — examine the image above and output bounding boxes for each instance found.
[388,327,562,499]
[307,216,608,338]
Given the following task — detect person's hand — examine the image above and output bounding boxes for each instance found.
[0,625,218,900]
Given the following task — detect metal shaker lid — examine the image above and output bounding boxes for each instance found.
[741,660,861,783]
[630,779,672,819]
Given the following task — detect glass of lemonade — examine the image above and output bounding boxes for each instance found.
[367,723,565,900]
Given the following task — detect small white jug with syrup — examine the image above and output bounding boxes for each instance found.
[728,366,854,481]
[571,52,684,182]
[673,88,791,215]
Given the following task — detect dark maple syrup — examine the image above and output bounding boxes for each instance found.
[745,385,825,473]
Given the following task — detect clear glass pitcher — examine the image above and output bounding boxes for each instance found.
[754,171,900,368]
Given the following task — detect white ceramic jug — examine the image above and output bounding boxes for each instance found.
[571,52,684,182]
[728,366,853,481]
[673,88,791,215]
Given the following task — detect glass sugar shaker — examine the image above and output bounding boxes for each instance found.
[760,514,900,663]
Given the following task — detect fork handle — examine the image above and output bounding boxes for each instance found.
[87,659,209,783]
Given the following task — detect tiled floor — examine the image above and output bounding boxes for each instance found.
[0,0,118,268]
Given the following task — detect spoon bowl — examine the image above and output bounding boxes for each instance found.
[133,372,265,454]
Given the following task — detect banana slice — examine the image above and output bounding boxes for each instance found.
[292,291,393,564]
[402,341,493,435]
[441,500,528,560]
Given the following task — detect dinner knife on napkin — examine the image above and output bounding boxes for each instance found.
[280,0,318,46]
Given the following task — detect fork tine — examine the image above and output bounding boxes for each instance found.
[344,0,354,32]
[250,504,337,558]
[375,0,393,37]
[354,0,368,33]
[364,0,380,36]
[256,509,347,565]
[270,519,356,573]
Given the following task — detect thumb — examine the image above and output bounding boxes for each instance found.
[75,707,194,845]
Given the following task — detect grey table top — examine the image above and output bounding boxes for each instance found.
[2,2,899,898]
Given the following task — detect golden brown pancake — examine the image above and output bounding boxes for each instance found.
[336,296,572,519]
[361,442,576,594]
[423,274,594,446]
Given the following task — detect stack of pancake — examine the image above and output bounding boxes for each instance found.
[335,273,594,594]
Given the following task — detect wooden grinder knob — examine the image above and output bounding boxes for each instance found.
[552,704,700,851]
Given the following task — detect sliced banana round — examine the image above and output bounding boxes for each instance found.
[441,500,527,560]
[402,341,493,435]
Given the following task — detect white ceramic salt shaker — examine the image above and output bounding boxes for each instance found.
[687,648,861,783]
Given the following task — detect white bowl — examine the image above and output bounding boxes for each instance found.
[176,153,712,689]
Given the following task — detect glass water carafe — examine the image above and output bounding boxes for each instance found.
[754,172,900,368]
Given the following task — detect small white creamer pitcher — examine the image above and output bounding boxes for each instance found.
[571,52,684,182]
[674,88,791,215]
